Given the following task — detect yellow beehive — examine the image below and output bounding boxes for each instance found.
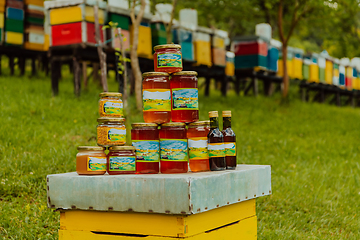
[6,32,23,45]
[130,25,152,59]
[50,5,105,25]
[309,64,319,83]
[194,40,212,67]
[58,199,257,240]
[225,62,234,77]
[292,58,303,79]
[212,36,225,49]
[277,59,292,77]
[325,59,333,84]
[24,42,44,51]
[0,13,4,28]
[44,34,50,51]
[25,0,43,6]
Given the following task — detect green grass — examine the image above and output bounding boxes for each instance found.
[1,65,360,239]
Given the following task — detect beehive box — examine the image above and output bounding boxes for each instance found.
[346,66,353,90]
[130,24,152,59]
[225,51,235,77]
[211,29,227,67]
[151,22,167,49]
[318,55,326,83]
[233,36,268,70]
[302,59,311,81]
[194,26,212,67]
[172,27,194,61]
[47,164,271,240]
[292,48,304,79]
[277,50,293,78]
[333,59,340,86]
[339,64,345,87]
[309,54,319,83]
[325,58,333,85]
[267,46,278,72]
[24,0,45,51]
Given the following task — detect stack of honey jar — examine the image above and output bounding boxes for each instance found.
[76,44,236,175]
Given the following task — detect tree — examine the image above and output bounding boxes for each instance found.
[166,0,177,43]
[130,0,146,110]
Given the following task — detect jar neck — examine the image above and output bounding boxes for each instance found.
[210,117,219,130]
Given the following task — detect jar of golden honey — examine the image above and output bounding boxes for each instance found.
[187,121,210,172]
[99,92,123,117]
[97,117,126,147]
[131,123,159,174]
[159,122,188,174]
[142,72,171,124]
[170,71,199,123]
[107,146,136,174]
[76,146,106,175]
[154,44,183,73]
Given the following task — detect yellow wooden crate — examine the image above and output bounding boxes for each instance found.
[213,36,225,49]
[50,6,105,25]
[25,42,45,51]
[309,64,319,83]
[0,5,4,13]
[277,59,293,78]
[25,0,44,6]
[6,32,23,45]
[0,12,3,28]
[292,58,303,79]
[59,199,256,239]
[194,40,212,67]
[130,25,152,59]
[325,60,333,84]
[225,62,235,77]
[44,34,50,51]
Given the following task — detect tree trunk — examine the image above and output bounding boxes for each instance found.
[166,0,177,44]
[282,45,289,98]
[130,0,146,110]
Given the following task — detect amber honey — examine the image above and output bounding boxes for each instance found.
[76,146,106,175]
[142,72,171,124]
[187,121,210,172]
[154,44,183,73]
[107,146,136,175]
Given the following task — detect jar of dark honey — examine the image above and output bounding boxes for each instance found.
[187,121,210,172]
[159,122,188,173]
[154,44,183,73]
[131,123,160,174]
[107,146,136,174]
[170,71,199,123]
[76,146,106,175]
[142,72,171,124]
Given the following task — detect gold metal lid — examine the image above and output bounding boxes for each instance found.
[161,122,186,127]
[131,122,158,128]
[154,44,181,51]
[222,111,231,117]
[99,92,122,98]
[209,111,218,118]
[188,120,210,126]
[109,146,136,151]
[97,117,125,123]
[172,71,198,76]
[142,72,169,78]
[77,146,105,151]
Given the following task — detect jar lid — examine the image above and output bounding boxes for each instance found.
[109,146,136,151]
[209,111,218,118]
[77,146,105,151]
[172,71,198,76]
[99,92,122,98]
[161,122,186,127]
[131,122,158,128]
[97,117,125,123]
[143,72,170,78]
[188,120,210,127]
[222,111,231,117]
[154,44,181,51]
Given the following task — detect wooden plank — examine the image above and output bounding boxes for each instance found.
[60,199,255,238]
[59,216,257,239]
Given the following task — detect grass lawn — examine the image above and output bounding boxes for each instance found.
[1,66,360,239]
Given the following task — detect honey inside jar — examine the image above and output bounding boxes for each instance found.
[98,92,123,118]
[187,121,210,172]
[107,146,136,175]
[97,117,126,147]
[76,146,106,175]
[153,44,183,73]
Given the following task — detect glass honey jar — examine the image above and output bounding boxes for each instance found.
[107,146,136,175]
[98,92,123,117]
[76,146,106,175]
[187,121,210,172]
[97,117,126,147]
[154,44,183,73]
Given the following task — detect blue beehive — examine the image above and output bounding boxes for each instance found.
[267,46,279,72]
[173,27,194,61]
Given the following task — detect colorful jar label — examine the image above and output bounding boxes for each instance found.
[188,137,208,160]
[109,156,136,171]
[172,88,199,110]
[102,100,123,116]
[143,89,171,111]
[208,143,225,158]
[160,139,188,161]
[157,53,182,68]
[132,140,160,162]
[87,157,107,171]
[108,127,126,142]
[224,142,236,157]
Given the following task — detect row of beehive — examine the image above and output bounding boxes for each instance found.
[44,0,235,76]
[0,0,45,50]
